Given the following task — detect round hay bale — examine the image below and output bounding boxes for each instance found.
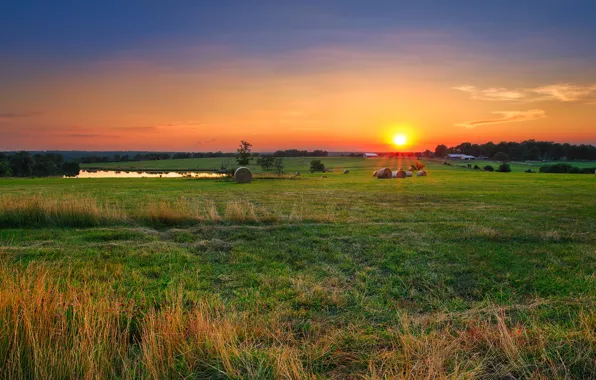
[343,169,350,174]
[416,170,427,177]
[376,167,392,179]
[321,175,327,178]
[394,170,406,178]
[295,172,300,176]
[373,170,378,177]
[406,171,413,177]
[233,167,253,183]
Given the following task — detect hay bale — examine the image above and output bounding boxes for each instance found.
[343,169,350,174]
[321,175,327,178]
[416,170,427,177]
[295,172,300,176]
[233,167,253,183]
[406,171,413,177]
[376,167,392,179]
[394,170,406,178]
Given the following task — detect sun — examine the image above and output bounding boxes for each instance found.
[393,134,407,146]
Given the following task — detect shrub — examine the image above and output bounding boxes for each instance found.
[310,160,325,172]
[498,163,512,172]
[473,165,481,170]
[484,165,495,172]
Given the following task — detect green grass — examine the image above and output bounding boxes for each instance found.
[1,157,594,378]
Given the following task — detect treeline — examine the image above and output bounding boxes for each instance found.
[272,149,328,157]
[79,151,237,164]
[434,140,596,161]
[0,152,80,177]
[77,150,329,164]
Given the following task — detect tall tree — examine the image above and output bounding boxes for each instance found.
[236,140,253,165]
[9,152,35,177]
[434,144,448,158]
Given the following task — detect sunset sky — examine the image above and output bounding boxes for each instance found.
[1,1,596,152]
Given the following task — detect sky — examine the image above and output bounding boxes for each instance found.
[1,1,596,152]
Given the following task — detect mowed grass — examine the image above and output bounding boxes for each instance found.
[0,158,594,378]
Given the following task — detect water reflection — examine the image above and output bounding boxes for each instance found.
[69,170,226,178]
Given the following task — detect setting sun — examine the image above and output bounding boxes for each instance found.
[393,134,407,146]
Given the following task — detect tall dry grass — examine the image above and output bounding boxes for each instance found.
[0,195,301,227]
[0,195,126,227]
[1,264,593,379]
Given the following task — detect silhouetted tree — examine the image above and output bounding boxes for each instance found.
[9,152,35,177]
[493,152,510,162]
[434,144,448,157]
[257,155,275,170]
[236,140,253,165]
[62,162,81,177]
[274,157,284,176]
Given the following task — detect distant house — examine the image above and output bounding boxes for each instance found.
[447,154,476,160]
[363,153,379,158]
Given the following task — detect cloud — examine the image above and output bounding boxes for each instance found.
[453,86,526,101]
[454,83,596,103]
[532,84,596,102]
[0,111,42,121]
[456,109,546,129]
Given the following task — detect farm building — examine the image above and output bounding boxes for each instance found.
[447,154,477,160]
[363,153,379,158]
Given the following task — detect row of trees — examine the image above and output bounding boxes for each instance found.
[78,148,330,165]
[434,140,596,161]
[0,152,80,177]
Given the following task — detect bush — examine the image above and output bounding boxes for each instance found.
[498,163,511,172]
[538,163,596,174]
[484,165,495,172]
[310,160,325,172]
[473,165,481,170]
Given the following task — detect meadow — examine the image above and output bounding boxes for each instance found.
[0,157,594,379]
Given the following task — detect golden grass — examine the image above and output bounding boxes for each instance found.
[0,195,321,227]
[0,195,126,227]
[1,264,593,379]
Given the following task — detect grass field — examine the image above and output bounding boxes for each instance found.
[1,158,595,378]
[81,156,596,174]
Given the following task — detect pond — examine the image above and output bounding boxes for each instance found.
[67,170,227,178]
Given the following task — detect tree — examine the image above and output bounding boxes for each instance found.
[257,155,275,170]
[493,152,510,162]
[527,146,542,161]
[434,144,448,157]
[274,157,284,176]
[310,159,325,172]
[62,162,80,177]
[0,160,12,177]
[9,152,35,177]
[236,140,253,165]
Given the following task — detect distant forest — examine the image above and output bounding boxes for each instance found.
[0,149,329,177]
[432,140,596,161]
[1,142,594,178]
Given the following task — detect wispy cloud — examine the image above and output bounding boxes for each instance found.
[532,84,596,102]
[454,83,596,103]
[453,86,526,101]
[0,111,42,121]
[456,109,546,129]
